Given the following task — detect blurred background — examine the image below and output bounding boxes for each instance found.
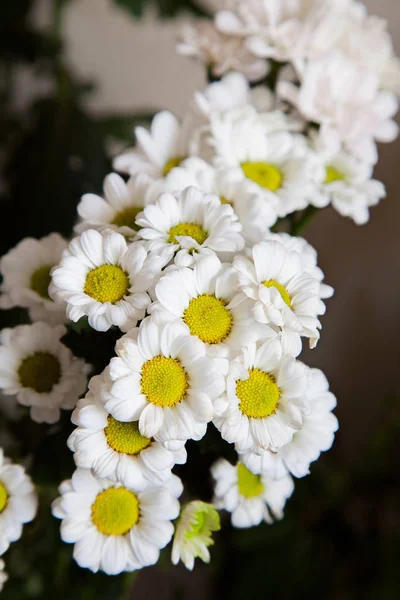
[1,0,399,598]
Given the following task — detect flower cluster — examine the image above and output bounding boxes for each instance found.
[0,0,397,584]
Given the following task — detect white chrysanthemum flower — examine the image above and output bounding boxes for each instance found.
[171,501,220,571]
[52,467,182,575]
[135,186,244,268]
[0,233,67,324]
[279,52,399,163]
[0,449,38,555]
[75,173,164,237]
[214,340,308,454]
[262,231,334,300]
[177,20,268,82]
[113,111,196,178]
[210,110,317,221]
[0,558,7,591]
[106,318,224,446]
[241,367,338,478]
[151,253,272,358]
[68,369,187,490]
[211,458,293,528]
[309,129,386,225]
[0,323,88,424]
[234,240,330,353]
[51,230,166,332]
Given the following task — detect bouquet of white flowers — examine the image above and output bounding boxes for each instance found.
[0,0,398,592]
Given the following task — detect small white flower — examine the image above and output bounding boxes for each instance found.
[0,558,7,591]
[151,253,272,358]
[51,229,166,332]
[214,340,308,454]
[0,449,38,555]
[240,366,338,478]
[234,240,331,352]
[113,111,195,178]
[0,233,67,324]
[0,323,88,424]
[75,173,164,237]
[171,501,220,570]
[52,467,182,575]
[68,369,186,490]
[106,317,224,446]
[211,458,293,528]
[135,186,244,267]
[177,20,268,82]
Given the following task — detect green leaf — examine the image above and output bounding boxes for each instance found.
[98,112,154,143]
[113,0,210,19]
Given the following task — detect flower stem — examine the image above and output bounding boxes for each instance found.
[290,205,319,236]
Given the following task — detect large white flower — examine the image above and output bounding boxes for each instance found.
[135,186,244,267]
[106,318,224,447]
[113,111,196,178]
[177,20,268,82]
[0,449,38,555]
[51,230,166,332]
[171,501,220,571]
[151,253,272,358]
[68,369,186,490]
[241,366,338,478]
[0,233,67,324]
[214,340,308,454]
[211,458,293,528]
[279,52,399,163]
[0,323,88,424]
[52,468,182,575]
[234,240,330,353]
[210,109,318,221]
[75,173,164,238]
[0,558,7,591]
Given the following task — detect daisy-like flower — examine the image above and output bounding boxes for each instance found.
[68,370,187,490]
[233,240,330,353]
[135,186,244,267]
[0,233,67,324]
[210,110,317,221]
[0,323,89,424]
[279,52,399,163]
[177,20,268,82]
[113,111,196,179]
[51,229,166,332]
[106,317,224,447]
[214,340,308,454]
[151,253,272,358]
[211,458,293,528]
[309,129,386,225]
[0,449,38,555]
[241,366,338,478]
[52,467,182,575]
[0,558,7,591]
[171,501,220,571]
[75,172,164,237]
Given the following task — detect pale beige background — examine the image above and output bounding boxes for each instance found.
[32,0,400,457]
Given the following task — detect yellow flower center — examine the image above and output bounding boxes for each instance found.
[183,294,233,345]
[91,487,139,536]
[237,463,264,498]
[30,265,53,299]
[18,352,61,394]
[84,265,129,304]
[112,206,142,230]
[185,511,206,540]
[263,280,291,307]
[236,369,280,419]
[220,197,233,206]
[105,417,151,455]
[0,482,8,513]
[241,162,283,191]
[163,156,185,176]
[141,356,188,407]
[168,223,208,246]
[325,165,346,184]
